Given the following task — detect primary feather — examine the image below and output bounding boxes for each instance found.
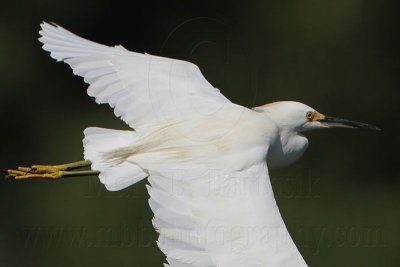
[39,22,307,267]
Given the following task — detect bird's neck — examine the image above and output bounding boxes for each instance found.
[267,129,309,169]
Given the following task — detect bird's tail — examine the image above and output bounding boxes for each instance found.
[83,127,148,191]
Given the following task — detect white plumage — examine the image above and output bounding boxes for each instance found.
[39,22,309,267]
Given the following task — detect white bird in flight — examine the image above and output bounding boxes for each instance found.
[7,22,380,267]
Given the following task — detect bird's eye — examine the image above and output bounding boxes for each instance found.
[306,111,314,121]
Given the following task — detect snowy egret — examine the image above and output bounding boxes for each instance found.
[7,23,379,267]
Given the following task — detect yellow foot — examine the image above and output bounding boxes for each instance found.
[5,160,98,180]
[6,165,64,180]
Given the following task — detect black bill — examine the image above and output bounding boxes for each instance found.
[318,116,381,131]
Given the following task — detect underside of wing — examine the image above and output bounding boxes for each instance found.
[39,22,233,132]
[147,162,307,267]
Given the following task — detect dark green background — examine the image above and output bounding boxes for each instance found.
[1,0,399,266]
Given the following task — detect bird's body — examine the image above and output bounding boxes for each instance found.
[98,103,308,175]
[100,107,270,173]
[7,22,379,267]
[83,105,308,267]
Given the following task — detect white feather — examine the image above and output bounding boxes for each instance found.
[82,127,148,191]
[39,22,230,132]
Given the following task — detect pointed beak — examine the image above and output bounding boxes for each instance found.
[317,115,381,131]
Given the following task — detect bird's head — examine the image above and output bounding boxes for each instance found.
[253,101,380,133]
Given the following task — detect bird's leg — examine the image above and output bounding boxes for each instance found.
[6,160,99,180]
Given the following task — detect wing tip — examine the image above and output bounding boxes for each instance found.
[39,21,60,33]
[38,21,59,45]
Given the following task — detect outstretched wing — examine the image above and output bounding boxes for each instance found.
[147,162,307,267]
[39,22,232,131]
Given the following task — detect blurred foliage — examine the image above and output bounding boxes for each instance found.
[0,0,399,266]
